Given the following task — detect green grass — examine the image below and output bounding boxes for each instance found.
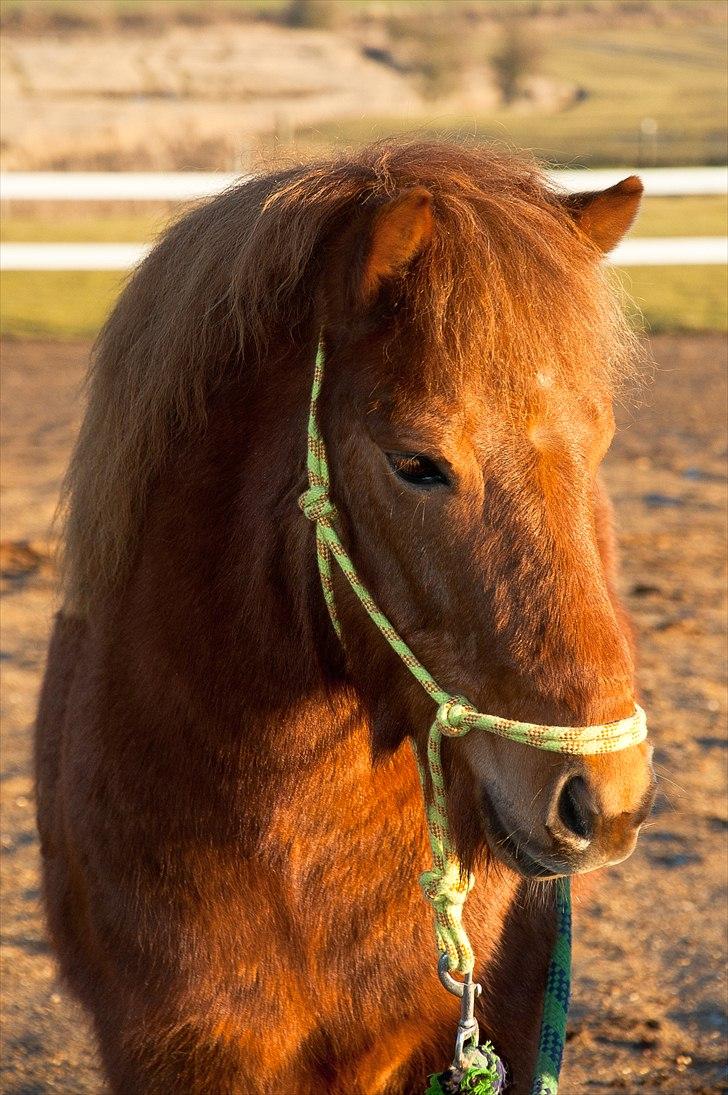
[1,213,172,244]
[2,197,726,245]
[633,196,727,237]
[0,271,126,339]
[1,201,725,340]
[1,6,724,340]
[2,265,724,341]
[618,265,728,334]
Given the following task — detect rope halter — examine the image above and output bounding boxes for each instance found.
[298,343,648,977]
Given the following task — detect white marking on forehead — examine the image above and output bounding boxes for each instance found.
[536,370,554,389]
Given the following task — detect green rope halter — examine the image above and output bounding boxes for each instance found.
[298,343,647,1093]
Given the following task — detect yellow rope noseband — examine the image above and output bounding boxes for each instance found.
[298,344,648,976]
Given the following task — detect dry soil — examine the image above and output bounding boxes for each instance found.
[1,335,726,1093]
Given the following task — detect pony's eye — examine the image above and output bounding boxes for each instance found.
[386,452,449,488]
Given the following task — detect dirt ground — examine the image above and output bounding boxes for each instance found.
[1,335,726,1094]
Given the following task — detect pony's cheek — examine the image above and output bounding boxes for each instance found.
[459,730,525,802]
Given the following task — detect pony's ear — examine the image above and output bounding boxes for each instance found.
[360,187,433,301]
[563,176,643,253]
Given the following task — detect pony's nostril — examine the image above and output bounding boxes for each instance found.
[557,776,596,843]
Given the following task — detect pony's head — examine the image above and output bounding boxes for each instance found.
[62,141,654,881]
[307,146,654,879]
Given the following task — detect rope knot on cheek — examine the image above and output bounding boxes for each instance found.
[298,485,338,524]
[436,698,473,738]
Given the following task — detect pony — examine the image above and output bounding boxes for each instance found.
[35,141,655,1094]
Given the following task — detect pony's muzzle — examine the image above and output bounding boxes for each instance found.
[545,743,656,870]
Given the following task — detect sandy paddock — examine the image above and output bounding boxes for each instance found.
[1,335,726,1093]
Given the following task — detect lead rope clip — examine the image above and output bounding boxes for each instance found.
[438,955,482,1069]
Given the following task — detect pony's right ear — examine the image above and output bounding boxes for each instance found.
[359,187,433,303]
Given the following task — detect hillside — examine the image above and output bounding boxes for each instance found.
[1,0,725,170]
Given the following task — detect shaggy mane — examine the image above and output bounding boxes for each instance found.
[60,140,636,614]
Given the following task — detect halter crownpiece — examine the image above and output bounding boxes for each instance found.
[298,342,648,1094]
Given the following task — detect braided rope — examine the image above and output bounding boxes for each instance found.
[530,881,572,1095]
[299,343,647,1090]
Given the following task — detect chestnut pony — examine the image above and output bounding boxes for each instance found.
[36,142,654,1094]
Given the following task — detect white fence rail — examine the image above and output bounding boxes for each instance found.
[612,237,727,266]
[1,243,147,270]
[1,169,726,269]
[2,167,726,202]
[3,237,726,270]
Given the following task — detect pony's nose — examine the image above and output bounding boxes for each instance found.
[554,775,597,847]
[546,762,656,865]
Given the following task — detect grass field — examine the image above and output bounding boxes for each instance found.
[1,272,126,340]
[2,196,726,244]
[292,23,727,168]
[2,266,725,341]
[2,4,726,171]
[2,0,719,31]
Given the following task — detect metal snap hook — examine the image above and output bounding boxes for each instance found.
[437,953,482,999]
[437,954,483,1069]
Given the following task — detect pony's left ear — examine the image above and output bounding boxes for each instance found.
[563,175,643,253]
[360,187,433,301]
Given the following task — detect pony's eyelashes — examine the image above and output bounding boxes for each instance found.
[385,451,451,489]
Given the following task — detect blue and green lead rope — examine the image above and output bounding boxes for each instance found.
[531,880,572,1095]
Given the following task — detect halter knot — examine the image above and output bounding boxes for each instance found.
[420,860,476,974]
[298,486,338,524]
[436,698,473,737]
[419,861,474,908]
